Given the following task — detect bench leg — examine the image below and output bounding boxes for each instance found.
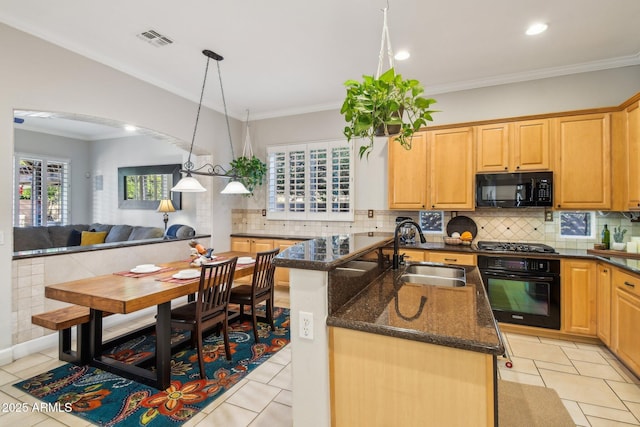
[57,324,92,365]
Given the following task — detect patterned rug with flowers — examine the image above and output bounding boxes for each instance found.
[14,307,290,427]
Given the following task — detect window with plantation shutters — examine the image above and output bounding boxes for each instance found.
[14,154,70,227]
[267,141,354,221]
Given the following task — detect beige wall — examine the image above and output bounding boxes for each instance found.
[0,23,242,363]
[2,20,640,363]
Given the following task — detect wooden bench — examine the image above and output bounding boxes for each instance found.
[32,306,111,364]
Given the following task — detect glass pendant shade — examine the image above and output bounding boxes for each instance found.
[171,174,206,192]
[221,180,250,194]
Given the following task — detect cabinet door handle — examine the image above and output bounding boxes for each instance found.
[444,258,458,262]
[624,281,636,288]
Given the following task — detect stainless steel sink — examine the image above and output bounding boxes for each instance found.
[400,274,466,287]
[404,264,466,280]
[399,263,466,287]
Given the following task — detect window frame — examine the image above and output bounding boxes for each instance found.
[559,211,596,239]
[14,152,70,227]
[267,140,354,221]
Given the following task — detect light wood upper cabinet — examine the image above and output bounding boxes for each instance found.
[476,123,510,172]
[428,127,475,210]
[596,263,612,346]
[476,120,550,173]
[512,119,551,171]
[561,259,597,336]
[626,102,640,210]
[388,132,428,209]
[554,113,611,210]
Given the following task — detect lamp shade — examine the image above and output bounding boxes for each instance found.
[157,199,176,213]
[221,180,251,194]
[171,175,207,192]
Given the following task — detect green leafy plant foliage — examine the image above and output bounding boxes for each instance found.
[229,155,267,195]
[341,68,437,158]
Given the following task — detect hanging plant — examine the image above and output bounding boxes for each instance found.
[340,6,438,159]
[341,67,437,158]
[229,155,266,194]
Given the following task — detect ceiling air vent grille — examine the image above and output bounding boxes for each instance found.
[136,29,173,47]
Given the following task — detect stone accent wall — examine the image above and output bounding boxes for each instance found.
[11,240,190,345]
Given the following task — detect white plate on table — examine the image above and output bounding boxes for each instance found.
[130,265,161,273]
[237,257,255,264]
[172,269,200,280]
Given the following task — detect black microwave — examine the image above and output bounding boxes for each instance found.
[476,172,553,208]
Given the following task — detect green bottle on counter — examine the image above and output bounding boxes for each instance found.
[602,224,610,250]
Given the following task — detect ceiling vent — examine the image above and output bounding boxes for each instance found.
[136,29,173,47]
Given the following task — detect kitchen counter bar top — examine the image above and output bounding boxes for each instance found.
[327,264,504,356]
[271,231,503,356]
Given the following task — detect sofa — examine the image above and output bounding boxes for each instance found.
[13,223,195,252]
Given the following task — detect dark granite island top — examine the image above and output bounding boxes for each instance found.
[327,265,504,356]
[273,231,504,356]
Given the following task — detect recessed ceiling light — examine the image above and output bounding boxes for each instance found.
[394,50,410,61]
[526,23,548,36]
[125,125,137,132]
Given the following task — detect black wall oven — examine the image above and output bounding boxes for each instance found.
[478,255,561,330]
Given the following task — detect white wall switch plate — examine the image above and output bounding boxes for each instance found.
[299,311,314,340]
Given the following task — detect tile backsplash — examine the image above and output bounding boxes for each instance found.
[232,209,640,250]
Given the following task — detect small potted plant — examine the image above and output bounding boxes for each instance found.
[340,68,437,159]
[229,155,267,195]
[612,226,627,251]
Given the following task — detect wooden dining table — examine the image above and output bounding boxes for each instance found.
[44,251,255,390]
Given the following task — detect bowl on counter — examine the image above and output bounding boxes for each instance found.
[443,236,462,245]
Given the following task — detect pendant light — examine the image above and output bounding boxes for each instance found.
[171,49,250,194]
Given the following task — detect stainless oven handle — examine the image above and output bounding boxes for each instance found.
[482,271,556,282]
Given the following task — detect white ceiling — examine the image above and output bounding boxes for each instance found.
[2,0,640,138]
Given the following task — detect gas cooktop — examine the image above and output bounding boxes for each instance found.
[476,241,557,254]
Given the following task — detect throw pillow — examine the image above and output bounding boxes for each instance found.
[67,229,82,246]
[80,231,107,246]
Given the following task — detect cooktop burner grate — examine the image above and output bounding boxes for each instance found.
[476,241,557,254]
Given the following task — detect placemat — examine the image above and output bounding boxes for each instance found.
[113,266,176,278]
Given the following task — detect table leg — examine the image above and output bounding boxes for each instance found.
[89,309,103,359]
[155,302,171,389]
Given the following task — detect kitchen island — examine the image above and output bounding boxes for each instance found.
[273,232,504,427]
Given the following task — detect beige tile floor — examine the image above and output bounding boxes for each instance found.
[499,332,640,426]
[1,287,639,426]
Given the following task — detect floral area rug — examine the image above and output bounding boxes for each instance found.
[14,307,290,426]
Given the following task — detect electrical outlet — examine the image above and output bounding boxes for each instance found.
[299,311,314,340]
[367,209,374,218]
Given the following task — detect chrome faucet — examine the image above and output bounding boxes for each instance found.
[393,219,426,269]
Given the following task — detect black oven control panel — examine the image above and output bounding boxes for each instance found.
[477,256,560,275]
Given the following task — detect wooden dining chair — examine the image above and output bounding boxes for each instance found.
[229,248,280,343]
[169,256,238,379]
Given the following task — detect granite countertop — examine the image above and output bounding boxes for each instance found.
[272,232,394,271]
[327,264,504,356]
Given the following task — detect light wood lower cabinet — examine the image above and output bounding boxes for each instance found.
[427,251,476,266]
[596,263,612,346]
[611,268,640,375]
[561,259,597,336]
[230,237,274,283]
[329,327,496,427]
[274,239,301,287]
[400,249,425,263]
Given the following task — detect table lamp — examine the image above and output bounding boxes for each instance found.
[157,199,176,234]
